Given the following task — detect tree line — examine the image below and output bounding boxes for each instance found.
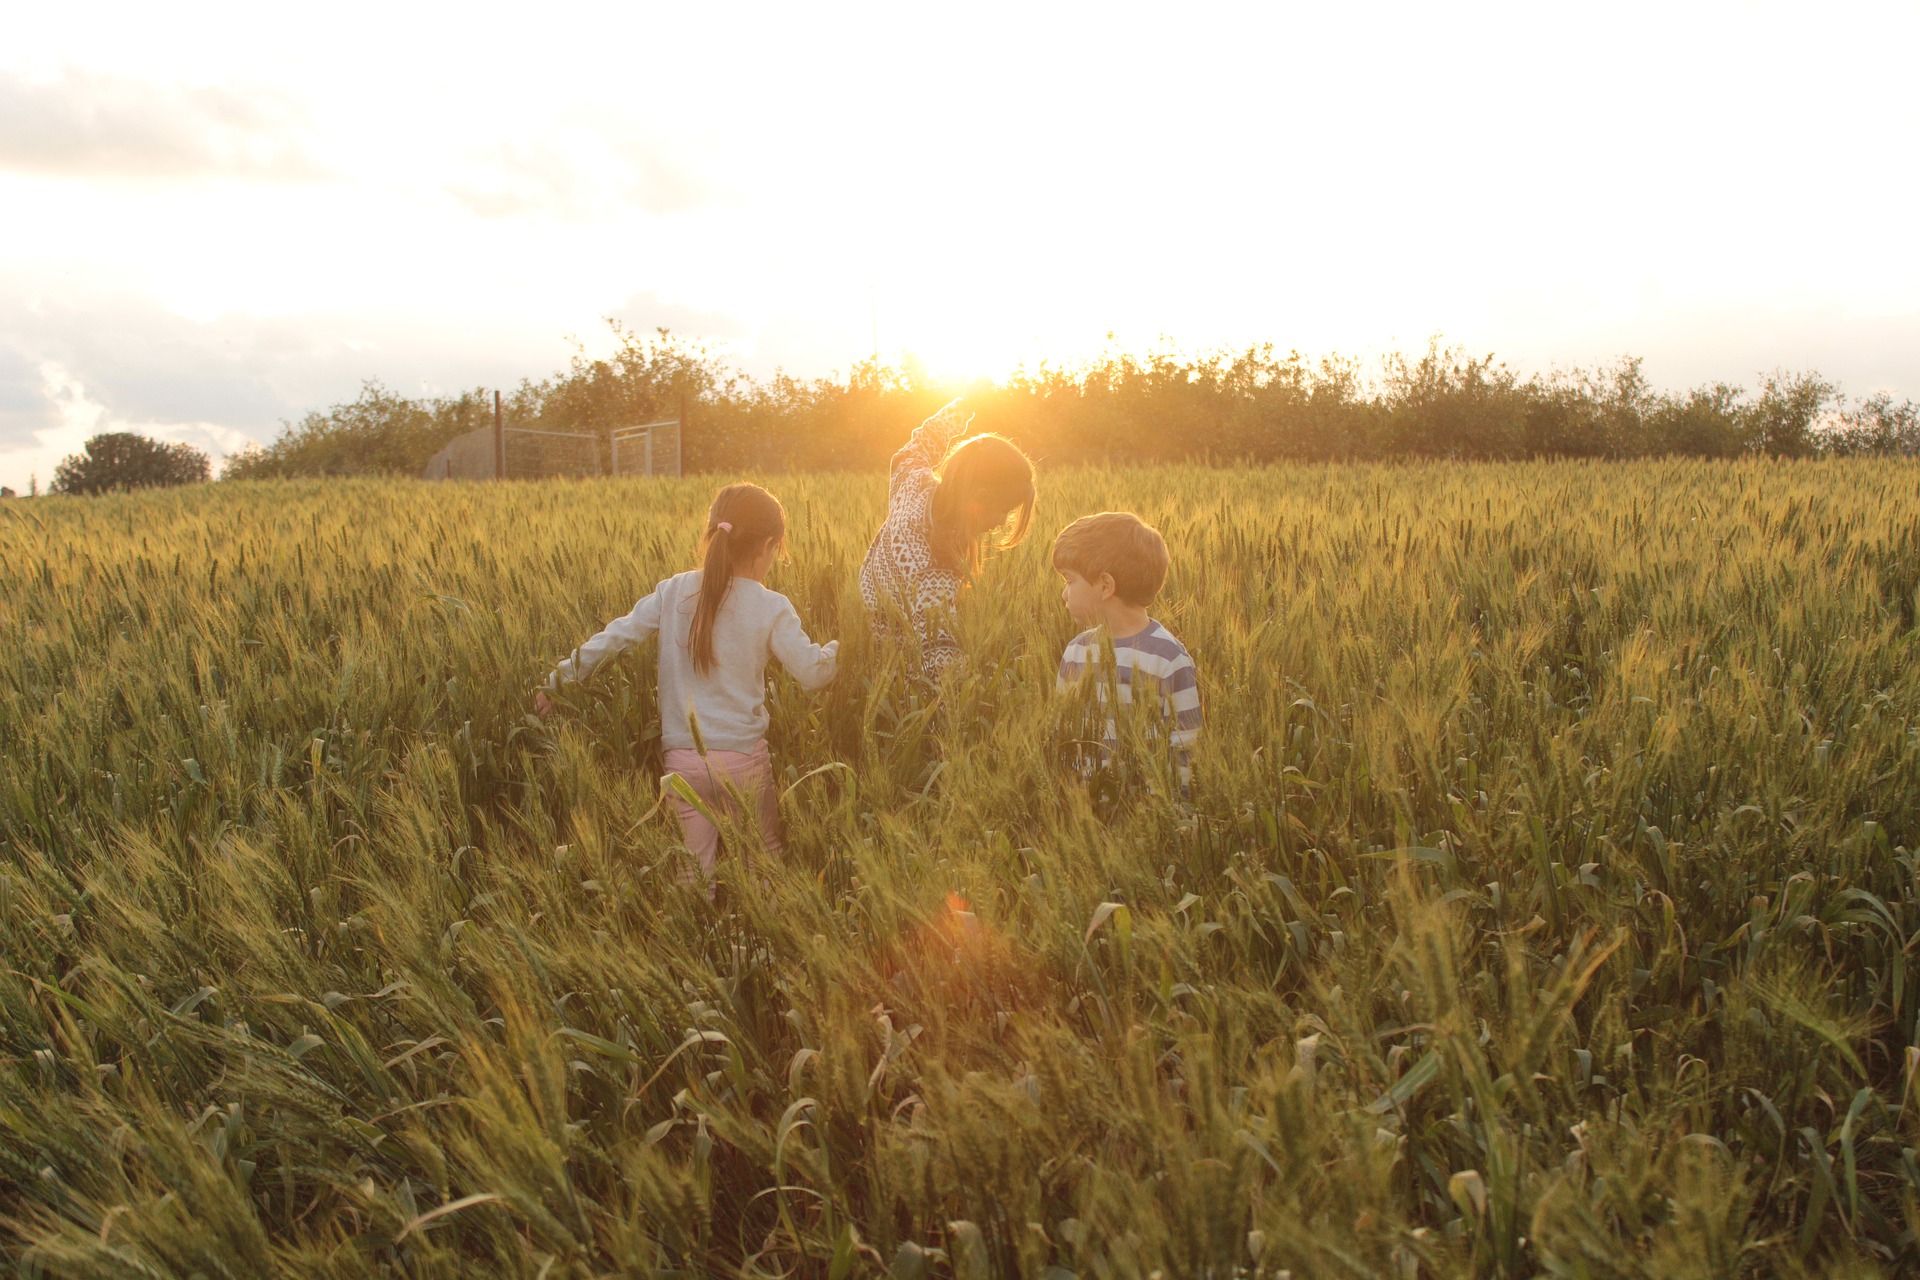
[224,325,1920,480]
[20,325,1920,494]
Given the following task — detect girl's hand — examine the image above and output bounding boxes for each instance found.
[533,690,555,718]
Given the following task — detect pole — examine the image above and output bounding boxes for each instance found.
[493,390,504,480]
[676,377,687,477]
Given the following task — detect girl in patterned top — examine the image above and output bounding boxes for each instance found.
[859,397,1036,680]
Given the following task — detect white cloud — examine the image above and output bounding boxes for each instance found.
[0,0,1913,484]
[0,362,256,490]
[445,128,731,220]
[0,69,323,181]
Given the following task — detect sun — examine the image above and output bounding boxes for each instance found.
[876,285,1043,390]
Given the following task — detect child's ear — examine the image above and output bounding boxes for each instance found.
[1098,572,1117,600]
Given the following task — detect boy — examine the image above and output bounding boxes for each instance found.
[1052,511,1202,790]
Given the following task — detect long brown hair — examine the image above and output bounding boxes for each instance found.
[689,482,786,674]
[928,433,1036,578]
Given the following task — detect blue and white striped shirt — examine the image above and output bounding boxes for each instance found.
[1057,619,1202,784]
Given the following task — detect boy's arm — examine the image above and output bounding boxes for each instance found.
[548,587,664,689]
[770,600,839,691]
[1056,635,1090,691]
[1161,651,1202,790]
[1165,654,1203,751]
[889,398,972,491]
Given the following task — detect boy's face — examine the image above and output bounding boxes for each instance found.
[1058,568,1110,624]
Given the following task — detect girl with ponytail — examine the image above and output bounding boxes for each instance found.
[536,483,838,882]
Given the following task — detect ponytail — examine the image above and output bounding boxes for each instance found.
[689,521,734,675]
[688,483,787,675]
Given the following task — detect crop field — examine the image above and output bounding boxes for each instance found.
[4,460,1920,1278]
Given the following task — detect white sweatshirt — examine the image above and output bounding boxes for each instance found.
[548,570,838,752]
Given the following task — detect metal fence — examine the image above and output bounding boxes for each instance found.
[423,391,686,481]
[503,427,600,479]
[610,419,682,478]
[421,424,498,480]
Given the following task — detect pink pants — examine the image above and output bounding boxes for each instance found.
[662,741,783,878]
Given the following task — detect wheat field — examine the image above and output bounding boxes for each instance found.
[3,460,1919,1277]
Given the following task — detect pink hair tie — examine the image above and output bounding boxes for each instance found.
[715,521,733,533]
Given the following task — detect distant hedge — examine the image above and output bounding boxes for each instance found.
[222,324,1920,480]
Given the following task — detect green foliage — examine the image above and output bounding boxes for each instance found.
[48,432,210,495]
[227,327,1920,481]
[223,381,495,480]
[4,462,1920,1275]
[1824,393,1920,458]
[1748,371,1841,459]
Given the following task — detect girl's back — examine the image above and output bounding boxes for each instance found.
[647,570,835,751]
[538,480,835,882]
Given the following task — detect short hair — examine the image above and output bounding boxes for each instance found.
[1051,512,1170,606]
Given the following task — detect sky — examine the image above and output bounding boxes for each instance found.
[3,0,1917,490]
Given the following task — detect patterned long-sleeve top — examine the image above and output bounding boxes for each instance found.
[859,399,971,680]
[1057,619,1203,788]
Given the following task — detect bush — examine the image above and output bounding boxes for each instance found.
[1822,391,1920,457]
[1748,371,1839,458]
[223,324,1920,479]
[223,381,494,479]
[50,432,210,495]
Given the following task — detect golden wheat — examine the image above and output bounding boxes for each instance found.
[2,460,1918,1277]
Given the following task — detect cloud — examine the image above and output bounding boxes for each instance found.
[445,130,727,220]
[0,360,257,490]
[0,292,341,490]
[605,291,746,343]
[0,69,324,181]
[0,292,294,429]
[0,346,48,470]
[0,285,640,492]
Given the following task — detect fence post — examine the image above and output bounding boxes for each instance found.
[493,390,504,480]
[677,378,687,476]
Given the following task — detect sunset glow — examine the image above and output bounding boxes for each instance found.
[3,1,1916,490]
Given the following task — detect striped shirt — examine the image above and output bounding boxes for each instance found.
[1057,619,1202,785]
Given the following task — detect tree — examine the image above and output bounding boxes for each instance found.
[1822,392,1920,457]
[1649,384,1748,457]
[50,433,211,495]
[0,486,14,498]
[1748,371,1837,458]
[223,380,494,479]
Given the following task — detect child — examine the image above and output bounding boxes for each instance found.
[1052,511,1202,789]
[860,397,1036,681]
[535,482,838,880]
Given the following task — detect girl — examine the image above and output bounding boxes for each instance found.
[535,482,837,879]
[859,397,1036,680]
